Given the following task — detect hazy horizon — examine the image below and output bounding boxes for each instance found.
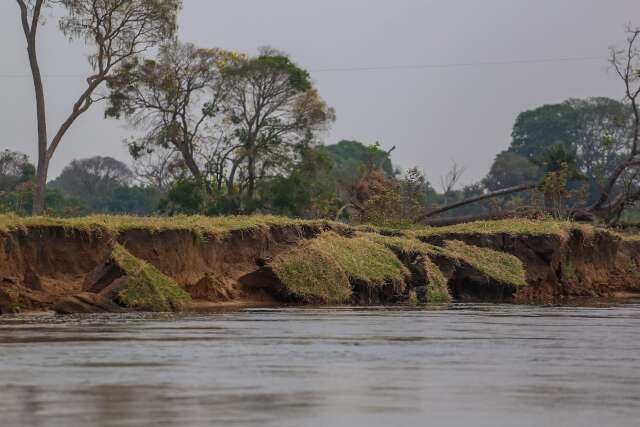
[2,0,639,187]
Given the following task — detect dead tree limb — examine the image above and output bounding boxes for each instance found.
[416,183,538,223]
[592,26,640,213]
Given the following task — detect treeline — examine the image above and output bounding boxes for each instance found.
[0,140,411,221]
[442,97,640,222]
[9,2,640,225]
[3,93,638,226]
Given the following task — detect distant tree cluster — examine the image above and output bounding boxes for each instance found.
[0,152,160,216]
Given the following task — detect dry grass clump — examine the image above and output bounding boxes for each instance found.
[272,232,408,304]
[112,244,192,312]
[443,240,527,287]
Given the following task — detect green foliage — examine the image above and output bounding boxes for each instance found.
[0,150,35,192]
[107,185,161,215]
[48,156,134,212]
[499,97,633,205]
[533,144,583,179]
[0,151,88,217]
[399,168,430,220]
[160,179,207,215]
[106,41,226,123]
[511,103,576,159]
[261,146,340,218]
[484,151,541,191]
[252,54,312,92]
[324,140,395,179]
[112,244,191,312]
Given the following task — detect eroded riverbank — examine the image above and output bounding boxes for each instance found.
[1,215,640,314]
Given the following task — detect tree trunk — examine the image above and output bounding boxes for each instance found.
[18,0,48,215]
[33,155,49,215]
[226,156,244,195]
[247,154,256,201]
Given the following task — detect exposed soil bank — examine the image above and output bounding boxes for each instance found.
[0,216,639,314]
[417,226,640,303]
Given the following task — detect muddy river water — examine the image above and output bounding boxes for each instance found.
[1,303,640,427]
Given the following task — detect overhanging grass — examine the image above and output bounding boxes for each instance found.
[112,244,192,312]
[370,233,526,289]
[367,234,440,256]
[422,256,451,303]
[272,232,408,304]
[317,233,408,284]
[443,240,527,287]
[366,234,452,302]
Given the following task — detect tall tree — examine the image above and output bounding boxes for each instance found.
[106,41,231,191]
[15,0,181,214]
[221,48,335,203]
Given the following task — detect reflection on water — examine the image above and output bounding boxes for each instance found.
[1,303,640,427]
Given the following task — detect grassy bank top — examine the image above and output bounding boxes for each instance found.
[1,214,636,242]
[0,214,333,237]
[409,218,595,241]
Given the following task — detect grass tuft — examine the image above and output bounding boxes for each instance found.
[272,232,408,304]
[443,240,527,287]
[369,234,453,302]
[422,256,452,302]
[112,244,192,312]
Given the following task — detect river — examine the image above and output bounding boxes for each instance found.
[1,303,639,427]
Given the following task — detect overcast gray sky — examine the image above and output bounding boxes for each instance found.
[1,0,639,186]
